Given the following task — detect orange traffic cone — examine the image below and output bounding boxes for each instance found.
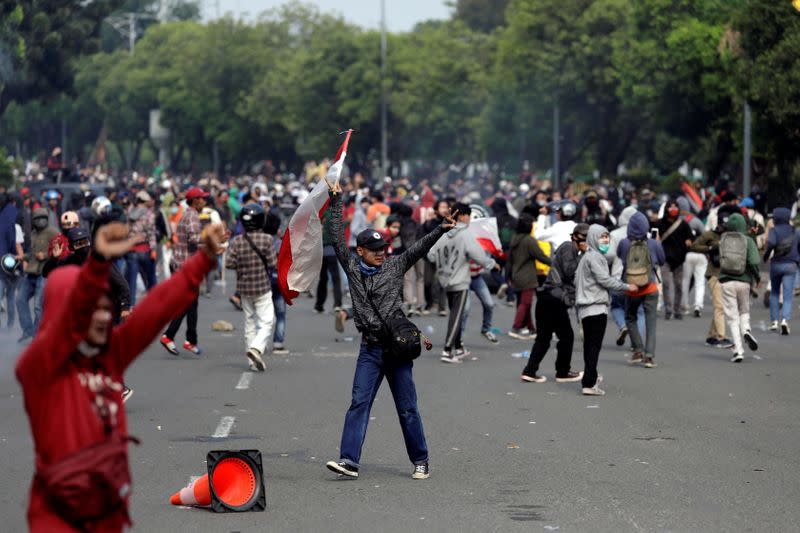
[170,474,212,506]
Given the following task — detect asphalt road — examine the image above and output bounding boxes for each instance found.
[1,275,799,533]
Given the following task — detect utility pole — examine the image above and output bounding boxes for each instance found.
[743,100,751,196]
[380,0,388,179]
[553,103,560,190]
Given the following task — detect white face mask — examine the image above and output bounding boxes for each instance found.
[77,341,101,358]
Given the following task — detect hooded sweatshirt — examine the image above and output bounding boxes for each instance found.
[763,207,799,265]
[719,213,760,284]
[616,211,666,296]
[427,223,496,291]
[608,205,638,276]
[575,224,630,320]
[26,208,59,275]
[507,232,551,290]
[0,196,18,257]
[16,250,215,532]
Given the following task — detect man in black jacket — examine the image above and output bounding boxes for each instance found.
[521,224,589,383]
[325,180,454,481]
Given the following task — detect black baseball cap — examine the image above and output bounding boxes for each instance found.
[356,229,389,251]
[66,227,90,248]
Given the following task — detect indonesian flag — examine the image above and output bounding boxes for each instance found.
[277,130,352,304]
[471,217,505,260]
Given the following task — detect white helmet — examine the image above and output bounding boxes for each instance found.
[91,196,112,217]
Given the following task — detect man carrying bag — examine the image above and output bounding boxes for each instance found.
[324,179,455,481]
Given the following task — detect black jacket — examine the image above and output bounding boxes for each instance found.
[330,192,445,338]
[540,240,582,307]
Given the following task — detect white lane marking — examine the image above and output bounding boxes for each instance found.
[235,372,254,390]
[212,416,235,438]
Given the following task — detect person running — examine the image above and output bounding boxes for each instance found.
[160,187,208,356]
[718,213,761,362]
[617,211,666,368]
[520,223,589,383]
[16,221,224,532]
[325,179,455,480]
[264,211,289,354]
[427,203,498,363]
[507,214,551,340]
[763,207,799,335]
[575,225,636,395]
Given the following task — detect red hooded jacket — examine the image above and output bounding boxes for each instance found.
[16,250,215,532]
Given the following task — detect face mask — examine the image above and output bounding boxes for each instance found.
[73,247,90,261]
[33,218,48,230]
[598,243,610,254]
[668,207,679,217]
[170,206,179,215]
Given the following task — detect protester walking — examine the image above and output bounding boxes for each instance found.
[575,225,636,395]
[160,187,208,356]
[226,204,277,371]
[324,179,454,480]
[507,214,551,339]
[16,208,58,343]
[520,224,588,383]
[657,199,693,320]
[126,191,158,305]
[617,212,666,368]
[719,213,761,362]
[427,203,498,363]
[314,205,343,313]
[763,207,799,335]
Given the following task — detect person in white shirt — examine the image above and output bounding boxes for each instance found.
[533,201,578,249]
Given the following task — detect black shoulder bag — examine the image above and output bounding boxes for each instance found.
[357,273,431,362]
[242,232,274,278]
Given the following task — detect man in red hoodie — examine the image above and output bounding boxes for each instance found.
[16,221,225,532]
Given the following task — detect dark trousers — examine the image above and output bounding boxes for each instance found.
[523,292,574,378]
[424,260,447,310]
[165,295,199,345]
[580,313,607,388]
[316,253,342,310]
[512,288,536,331]
[445,290,469,351]
[625,292,659,357]
[339,341,428,467]
[125,251,158,306]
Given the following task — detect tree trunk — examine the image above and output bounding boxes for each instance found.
[113,141,129,171]
[130,139,144,171]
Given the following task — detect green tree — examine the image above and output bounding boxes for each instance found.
[453,0,510,33]
[0,0,123,114]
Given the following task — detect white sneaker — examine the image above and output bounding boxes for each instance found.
[730,352,744,363]
[780,319,790,336]
[440,353,462,364]
[769,321,779,331]
[247,349,266,371]
[582,386,605,396]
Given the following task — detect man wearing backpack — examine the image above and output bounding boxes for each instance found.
[763,207,799,335]
[719,213,761,362]
[689,205,738,348]
[617,211,666,368]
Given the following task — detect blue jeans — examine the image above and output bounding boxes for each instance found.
[16,274,44,337]
[770,262,797,322]
[271,280,286,345]
[461,275,495,333]
[339,341,428,468]
[611,292,644,336]
[125,251,158,305]
[0,273,18,327]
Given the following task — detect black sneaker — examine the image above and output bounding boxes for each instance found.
[730,352,744,363]
[555,371,583,383]
[693,309,701,318]
[412,462,430,480]
[326,460,359,478]
[743,330,758,351]
[705,337,719,347]
[717,338,734,349]
[615,327,628,346]
[674,313,683,321]
[665,313,672,320]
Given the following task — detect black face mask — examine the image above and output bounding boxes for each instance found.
[33,218,48,230]
[72,247,90,262]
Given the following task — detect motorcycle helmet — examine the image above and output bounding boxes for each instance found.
[60,211,79,230]
[1,254,20,276]
[240,203,266,232]
[45,189,60,201]
[557,201,578,221]
[91,196,112,217]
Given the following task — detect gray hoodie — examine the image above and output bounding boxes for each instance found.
[575,224,629,320]
[427,223,496,291]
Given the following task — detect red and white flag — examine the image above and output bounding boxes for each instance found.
[277,130,352,304]
[471,217,505,260]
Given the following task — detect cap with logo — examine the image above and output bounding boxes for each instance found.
[356,229,389,251]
